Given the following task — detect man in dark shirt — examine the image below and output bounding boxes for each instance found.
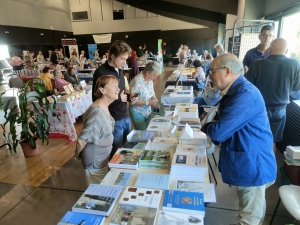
[92,40,132,158]
[243,25,275,72]
[245,38,300,153]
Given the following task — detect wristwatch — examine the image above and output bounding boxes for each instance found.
[145,100,149,106]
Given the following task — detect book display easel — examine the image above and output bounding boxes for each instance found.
[57,69,216,224]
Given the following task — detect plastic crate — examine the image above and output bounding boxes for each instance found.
[280,166,292,186]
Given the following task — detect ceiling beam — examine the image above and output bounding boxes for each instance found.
[118,0,225,27]
[162,0,238,15]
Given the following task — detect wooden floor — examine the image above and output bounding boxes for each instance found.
[0,66,173,187]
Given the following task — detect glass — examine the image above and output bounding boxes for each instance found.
[281,12,300,61]
[209,67,226,75]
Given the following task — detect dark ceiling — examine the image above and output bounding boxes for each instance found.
[117,0,238,28]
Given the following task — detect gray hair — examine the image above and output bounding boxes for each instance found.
[52,69,61,79]
[214,43,224,51]
[145,61,161,75]
[218,54,244,76]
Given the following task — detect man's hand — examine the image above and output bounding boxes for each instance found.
[120,90,127,102]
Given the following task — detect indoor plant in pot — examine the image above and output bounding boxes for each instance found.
[163,54,173,66]
[0,79,58,156]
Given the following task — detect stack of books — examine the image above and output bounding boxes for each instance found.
[158,190,205,224]
[170,153,207,181]
[58,211,105,225]
[72,184,122,217]
[174,103,198,118]
[284,146,300,166]
[139,149,172,169]
[109,187,163,225]
[146,117,172,137]
[108,148,142,170]
[127,130,156,143]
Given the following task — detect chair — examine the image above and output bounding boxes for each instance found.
[269,167,293,225]
[8,76,24,96]
[200,105,219,184]
[279,185,300,221]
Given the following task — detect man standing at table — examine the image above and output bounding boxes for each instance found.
[92,40,132,158]
[243,25,274,72]
[201,54,276,225]
[245,38,300,153]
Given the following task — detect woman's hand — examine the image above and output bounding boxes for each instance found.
[121,90,127,102]
[149,99,160,108]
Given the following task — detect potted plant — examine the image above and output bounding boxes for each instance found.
[0,79,58,157]
[163,54,173,66]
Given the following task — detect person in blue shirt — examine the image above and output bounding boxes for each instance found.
[202,53,276,225]
[243,25,275,72]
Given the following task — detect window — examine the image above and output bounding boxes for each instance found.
[281,12,300,61]
[0,45,9,60]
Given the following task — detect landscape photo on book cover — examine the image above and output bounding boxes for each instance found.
[119,155,140,165]
[74,194,115,212]
[114,172,132,186]
[140,150,170,163]
[111,204,157,225]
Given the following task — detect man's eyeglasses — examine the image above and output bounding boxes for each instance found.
[261,34,274,39]
[208,67,226,75]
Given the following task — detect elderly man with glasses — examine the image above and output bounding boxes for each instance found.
[202,54,276,225]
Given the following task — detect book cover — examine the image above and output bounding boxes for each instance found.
[179,117,201,127]
[170,180,216,202]
[127,130,156,143]
[122,142,146,150]
[164,104,176,112]
[110,204,157,225]
[134,173,170,190]
[146,124,171,133]
[149,117,171,125]
[72,184,122,216]
[152,137,178,145]
[109,150,141,169]
[162,190,205,215]
[175,103,192,108]
[100,169,137,187]
[171,153,206,168]
[175,145,206,155]
[120,186,163,208]
[157,211,204,225]
[139,150,171,164]
[57,211,105,225]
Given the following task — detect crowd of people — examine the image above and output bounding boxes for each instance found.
[73,28,300,225]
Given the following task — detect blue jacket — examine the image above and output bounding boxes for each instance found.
[201,76,277,186]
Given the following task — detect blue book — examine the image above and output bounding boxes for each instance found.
[162,190,205,215]
[57,211,105,225]
[134,173,170,190]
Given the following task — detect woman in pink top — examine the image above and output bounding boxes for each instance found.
[11,52,23,71]
[54,69,71,92]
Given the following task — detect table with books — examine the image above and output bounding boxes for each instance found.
[58,103,216,225]
[161,85,194,105]
[46,92,93,143]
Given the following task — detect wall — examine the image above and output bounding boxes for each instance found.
[226,0,245,30]
[0,0,72,31]
[244,0,266,19]
[70,0,205,35]
[74,28,218,58]
[264,0,300,15]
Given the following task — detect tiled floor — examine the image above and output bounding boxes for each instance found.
[0,66,295,225]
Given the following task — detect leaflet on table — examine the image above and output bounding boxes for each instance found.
[72,184,122,216]
[286,145,300,160]
[120,186,163,208]
[169,179,216,202]
[162,190,205,215]
[110,204,157,225]
[134,173,170,190]
[175,144,206,155]
[149,116,172,125]
[100,169,137,188]
[157,211,204,225]
[146,123,171,137]
[57,211,105,225]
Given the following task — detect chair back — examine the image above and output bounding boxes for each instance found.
[9,77,24,88]
[200,106,218,127]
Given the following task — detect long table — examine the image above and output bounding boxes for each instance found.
[161,86,194,104]
[47,93,92,143]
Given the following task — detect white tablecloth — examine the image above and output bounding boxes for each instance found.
[161,86,194,104]
[48,93,92,141]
